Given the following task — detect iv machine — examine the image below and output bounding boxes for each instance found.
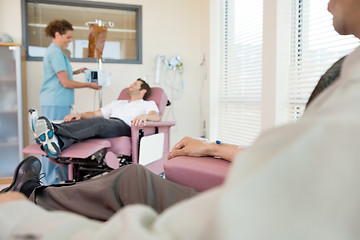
[84,69,111,87]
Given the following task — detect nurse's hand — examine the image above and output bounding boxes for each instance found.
[73,67,88,75]
[88,82,102,90]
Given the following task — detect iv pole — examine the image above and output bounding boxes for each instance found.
[85,19,114,108]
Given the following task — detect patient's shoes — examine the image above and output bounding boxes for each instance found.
[33,116,61,159]
[29,109,61,158]
[28,109,40,145]
[0,156,43,198]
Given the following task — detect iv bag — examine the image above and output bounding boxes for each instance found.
[88,25,107,59]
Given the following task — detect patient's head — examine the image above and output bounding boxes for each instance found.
[137,78,151,100]
[128,79,152,100]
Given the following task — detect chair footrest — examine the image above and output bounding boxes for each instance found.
[23,139,111,159]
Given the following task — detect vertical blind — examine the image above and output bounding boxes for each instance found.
[287,0,359,121]
[216,0,263,146]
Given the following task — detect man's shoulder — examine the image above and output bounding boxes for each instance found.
[112,99,156,106]
[143,100,157,106]
[108,100,127,107]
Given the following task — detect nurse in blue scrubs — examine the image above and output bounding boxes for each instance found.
[40,19,102,184]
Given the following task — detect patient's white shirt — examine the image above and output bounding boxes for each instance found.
[100,99,159,126]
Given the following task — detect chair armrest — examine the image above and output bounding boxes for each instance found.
[164,156,231,191]
[130,121,175,166]
[131,121,176,129]
[131,121,175,137]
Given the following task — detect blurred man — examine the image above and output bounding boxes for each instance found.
[1,0,360,239]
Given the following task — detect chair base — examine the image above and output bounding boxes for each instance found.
[23,140,120,182]
[22,139,165,182]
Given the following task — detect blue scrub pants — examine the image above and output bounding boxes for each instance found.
[41,106,71,185]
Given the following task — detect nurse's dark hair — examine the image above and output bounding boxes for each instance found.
[45,19,73,38]
[137,78,151,100]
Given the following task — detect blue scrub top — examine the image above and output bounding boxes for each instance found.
[40,43,74,106]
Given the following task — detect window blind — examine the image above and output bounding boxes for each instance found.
[287,0,359,121]
[216,0,263,146]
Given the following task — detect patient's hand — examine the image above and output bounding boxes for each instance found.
[63,113,80,122]
[167,137,211,160]
[0,192,28,205]
[132,114,147,126]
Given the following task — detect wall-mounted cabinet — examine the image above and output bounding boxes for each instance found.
[0,43,27,179]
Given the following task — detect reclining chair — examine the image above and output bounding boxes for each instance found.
[23,87,175,181]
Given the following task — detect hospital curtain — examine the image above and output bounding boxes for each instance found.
[286,0,359,121]
[216,0,263,146]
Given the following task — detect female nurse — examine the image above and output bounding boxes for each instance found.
[40,19,101,184]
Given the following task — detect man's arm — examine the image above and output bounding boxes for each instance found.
[168,136,244,162]
[63,110,103,122]
[132,111,160,126]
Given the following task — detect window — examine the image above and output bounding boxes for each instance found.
[21,0,142,64]
[215,0,263,146]
[287,0,359,121]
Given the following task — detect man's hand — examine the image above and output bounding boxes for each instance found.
[167,137,212,160]
[0,192,28,205]
[168,136,243,162]
[63,113,81,122]
[131,111,160,126]
[132,114,148,126]
[63,110,103,122]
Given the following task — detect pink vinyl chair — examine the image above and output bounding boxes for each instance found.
[164,156,231,192]
[104,87,175,174]
[23,87,175,181]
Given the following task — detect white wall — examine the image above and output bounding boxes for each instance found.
[0,0,211,147]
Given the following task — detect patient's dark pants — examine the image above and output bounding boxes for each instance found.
[29,165,199,221]
[54,117,131,150]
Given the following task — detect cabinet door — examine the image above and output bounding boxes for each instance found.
[0,45,24,178]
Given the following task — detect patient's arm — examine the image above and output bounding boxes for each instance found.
[0,192,28,205]
[168,136,244,162]
[63,110,103,122]
[132,111,160,126]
